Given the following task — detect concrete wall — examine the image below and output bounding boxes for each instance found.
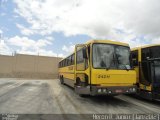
[0,54,62,79]
[0,55,14,74]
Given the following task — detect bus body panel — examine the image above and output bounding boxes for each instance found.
[91,69,136,85]
[59,65,75,87]
[139,83,152,91]
[133,66,139,83]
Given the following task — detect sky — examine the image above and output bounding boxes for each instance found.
[0,0,160,57]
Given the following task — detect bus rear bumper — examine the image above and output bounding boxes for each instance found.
[75,85,137,96]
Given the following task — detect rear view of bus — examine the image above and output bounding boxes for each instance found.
[131,45,160,100]
[59,40,137,96]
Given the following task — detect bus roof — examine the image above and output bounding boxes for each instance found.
[59,40,129,62]
[86,40,129,46]
[131,44,160,51]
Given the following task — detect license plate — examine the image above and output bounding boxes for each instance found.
[115,89,123,93]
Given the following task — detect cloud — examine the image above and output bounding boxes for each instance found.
[0,35,63,57]
[8,36,52,50]
[0,29,3,34]
[13,0,160,46]
[0,29,12,55]
[62,44,75,53]
[0,40,12,55]
[0,27,64,57]
[45,36,54,41]
[16,23,34,36]
[7,36,52,53]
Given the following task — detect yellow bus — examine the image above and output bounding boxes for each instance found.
[59,40,137,96]
[131,44,160,100]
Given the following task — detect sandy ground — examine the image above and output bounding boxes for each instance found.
[0,78,159,120]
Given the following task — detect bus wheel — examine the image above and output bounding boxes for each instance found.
[76,77,81,86]
[79,94,89,97]
[60,76,64,84]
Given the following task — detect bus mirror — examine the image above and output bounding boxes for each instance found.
[133,60,138,66]
[83,48,87,59]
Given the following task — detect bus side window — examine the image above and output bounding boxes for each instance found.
[64,59,67,67]
[77,49,84,64]
[66,57,68,66]
[68,56,71,66]
[131,50,138,66]
[60,62,62,67]
[62,60,64,67]
[71,54,75,65]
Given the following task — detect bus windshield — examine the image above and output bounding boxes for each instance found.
[93,44,131,70]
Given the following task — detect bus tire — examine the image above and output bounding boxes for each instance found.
[79,94,89,97]
[60,76,64,84]
[76,77,81,86]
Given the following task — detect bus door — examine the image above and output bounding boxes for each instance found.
[150,46,160,99]
[140,60,152,86]
[151,59,160,97]
[139,60,153,99]
[140,47,160,99]
[139,48,152,90]
[74,44,90,95]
